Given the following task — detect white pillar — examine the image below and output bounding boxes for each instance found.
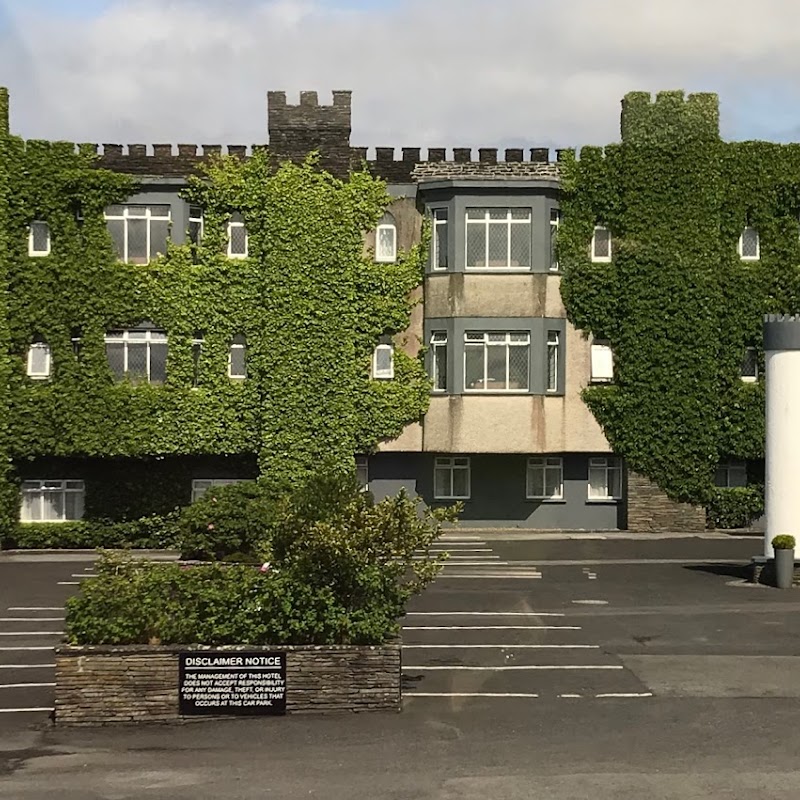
[764,315,800,558]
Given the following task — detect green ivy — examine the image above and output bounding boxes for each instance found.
[560,90,800,513]
[0,115,430,533]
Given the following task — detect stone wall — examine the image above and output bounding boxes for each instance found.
[627,471,707,533]
[55,643,401,726]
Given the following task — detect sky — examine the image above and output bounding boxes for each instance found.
[2,0,800,153]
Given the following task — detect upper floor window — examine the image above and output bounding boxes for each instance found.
[434,456,471,500]
[372,344,395,380]
[188,205,204,246]
[740,347,758,383]
[355,455,369,490]
[105,204,171,265]
[191,479,245,503]
[546,331,560,393]
[591,226,612,262]
[105,325,168,384]
[228,334,247,380]
[715,457,747,488]
[375,214,397,263]
[464,331,530,392]
[20,480,85,522]
[227,212,248,259]
[432,209,448,270]
[466,208,531,269]
[588,456,622,500]
[738,227,759,261]
[591,340,614,384]
[549,208,561,271]
[27,340,52,380]
[28,221,51,256]
[191,331,204,388]
[430,332,448,392]
[527,457,564,501]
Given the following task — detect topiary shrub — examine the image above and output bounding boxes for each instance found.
[771,534,796,550]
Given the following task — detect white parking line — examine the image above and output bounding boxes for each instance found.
[0,617,64,622]
[0,683,56,689]
[403,625,581,630]
[595,692,653,698]
[0,632,64,636]
[0,707,53,713]
[0,647,54,651]
[559,693,583,698]
[8,607,63,612]
[403,665,623,671]
[405,692,540,698]
[57,582,79,586]
[402,644,600,649]
[572,600,608,606]
[71,574,96,579]
[405,612,566,617]
[0,664,56,669]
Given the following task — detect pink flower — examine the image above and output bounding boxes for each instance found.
[259,562,271,573]
[207,523,215,530]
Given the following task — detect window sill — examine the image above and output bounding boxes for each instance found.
[19,519,83,524]
[434,497,471,502]
[526,498,566,504]
[464,267,532,273]
[463,389,530,395]
[586,497,621,504]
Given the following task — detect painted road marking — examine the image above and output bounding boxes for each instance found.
[402,665,623,671]
[0,617,64,622]
[435,573,545,579]
[71,574,97,579]
[57,582,80,586]
[572,600,609,606]
[0,632,64,636]
[559,694,583,698]
[0,664,56,669]
[405,692,540,698]
[429,548,493,553]
[8,607,63,612]
[0,647,54,651]
[0,707,53,713]
[403,625,581,630]
[596,693,653,698]
[402,644,600,649]
[0,683,56,689]
[405,612,566,617]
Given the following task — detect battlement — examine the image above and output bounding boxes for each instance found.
[620,90,719,144]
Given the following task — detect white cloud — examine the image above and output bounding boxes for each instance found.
[2,0,800,149]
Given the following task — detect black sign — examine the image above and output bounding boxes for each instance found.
[179,652,287,716]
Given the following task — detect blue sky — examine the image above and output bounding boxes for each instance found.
[2,0,800,148]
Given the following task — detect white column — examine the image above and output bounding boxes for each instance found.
[764,324,800,557]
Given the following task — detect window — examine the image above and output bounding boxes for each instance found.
[188,206,204,246]
[588,457,622,500]
[715,458,747,488]
[20,480,85,522]
[546,331,560,392]
[527,457,564,500]
[434,457,470,500]
[227,212,248,258]
[355,456,369,489]
[466,208,531,269]
[738,227,759,261]
[191,479,244,503]
[28,221,51,256]
[740,347,758,383]
[228,334,247,380]
[591,340,614,383]
[430,332,448,392]
[375,214,397,263]
[372,344,394,380]
[191,331,204,387]
[105,204,171,264]
[464,332,530,392]
[105,326,168,384]
[432,209,448,270]
[591,226,612,262]
[549,208,561,271]
[27,341,52,379]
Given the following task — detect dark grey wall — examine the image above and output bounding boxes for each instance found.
[121,185,190,246]
[368,453,623,530]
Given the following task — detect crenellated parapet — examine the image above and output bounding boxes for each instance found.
[93,143,261,177]
[620,90,719,145]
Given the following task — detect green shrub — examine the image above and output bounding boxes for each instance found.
[771,534,796,550]
[706,486,764,530]
[177,481,274,561]
[2,513,181,550]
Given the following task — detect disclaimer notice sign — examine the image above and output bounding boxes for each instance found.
[179,652,287,716]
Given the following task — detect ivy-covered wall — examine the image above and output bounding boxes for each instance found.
[560,90,800,518]
[0,89,430,529]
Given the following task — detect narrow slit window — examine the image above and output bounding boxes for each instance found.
[430,332,448,392]
[28,221,51,256]
[738,227,760,261]
[591,226,612,262]
[549,208,561,271]
[740,347,758,382]
[188,206,204,246]
[27,341,52,379]
[372,344,394,380]
[376,216,397,263]
[227,212,249,259]
[590,340,614,384]
[228,334,247,380]
[432,209,448,270]
[546,331,560,392]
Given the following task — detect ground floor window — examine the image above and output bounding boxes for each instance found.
[434,457,471,500]
[20,480,85,522]
[191,479,245,503]
[526,457,563,500]
[715,458,747,488]
[588,457,622,500]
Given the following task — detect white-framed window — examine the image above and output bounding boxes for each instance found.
[714,458,747,488]
[588,457,623,500]
[591,340,614,383]
[191,479,245,503]
[434,456,471,500]
[191,331,204,388]
[188,205,204,246]
[432,208,448,270]
[376,214,397,263]
[26,341,52,379]
[526,457,564,500]
[105,326,168,384]
[464,331,530,392]
[228,334,247,380]
[465,208,532,269]
[546,331,560,393]
[738,227,759,261]
[105,204,171,264]
[372,344,394,380]
[549,208,561,271]
[591,225,612,263]
[355,455,369,490]
[740,347,758,383]
[430,331,448,392]
[20,480,85,522]
[28,221,51,256]
[227,212,249,258]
